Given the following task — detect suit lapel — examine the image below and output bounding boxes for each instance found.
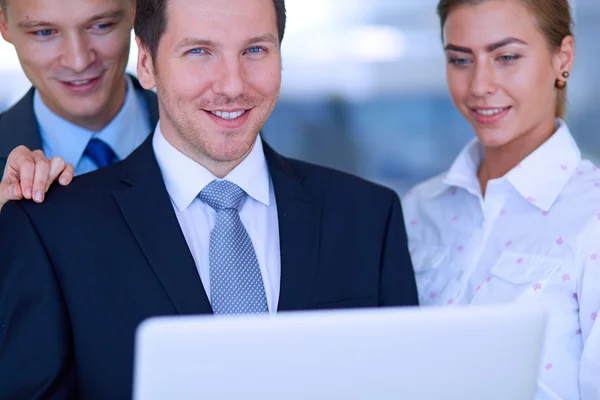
[264,142,322,311]
[113,136,213,315]
[0,88,44,169]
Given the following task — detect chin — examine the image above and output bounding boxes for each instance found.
[61,94,105,112]
[68,106,105,121]
[474,131,513,149]
[205,137,256,163]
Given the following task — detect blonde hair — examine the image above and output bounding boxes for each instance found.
[437,0,574,119]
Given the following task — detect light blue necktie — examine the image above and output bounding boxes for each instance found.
[84,138,118,169]
[199,180,268,315]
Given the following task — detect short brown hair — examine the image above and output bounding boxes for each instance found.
[437,0,574,119]
[135,0,286,63]
[0,0,7,13]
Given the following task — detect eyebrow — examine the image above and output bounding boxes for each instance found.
[444,37,528,54]
[174,37,220,51]
[17,10,124,30]
[175,33,279,51]
[243,34,278,47]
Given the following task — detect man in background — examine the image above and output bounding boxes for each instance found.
[0,0,158,210]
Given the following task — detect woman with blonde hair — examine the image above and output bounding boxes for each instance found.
[403,0,600,398]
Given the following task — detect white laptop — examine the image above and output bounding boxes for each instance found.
[132,305,546,400]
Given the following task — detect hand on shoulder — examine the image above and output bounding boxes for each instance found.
[0,146,74,212]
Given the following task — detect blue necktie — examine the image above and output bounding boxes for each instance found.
[199,180,269,315]
[84,138,118,169]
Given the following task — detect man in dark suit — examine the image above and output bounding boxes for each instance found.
[0,0,158,211]
[0,0,418,399]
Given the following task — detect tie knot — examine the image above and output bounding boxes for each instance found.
[84,138,118,169]
[199,180,246,211]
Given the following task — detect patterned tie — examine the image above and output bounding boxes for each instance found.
[84,138,118,169]
[199,180,268,315]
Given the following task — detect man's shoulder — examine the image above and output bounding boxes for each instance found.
[0,89,36,129]
[20,161,126,215]
[285,157,398,203]
[0,88,42,162]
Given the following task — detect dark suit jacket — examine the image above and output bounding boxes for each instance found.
[0,76,159,173]
[0,135,418,400]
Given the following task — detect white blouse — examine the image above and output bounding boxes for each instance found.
[402,120,600,400]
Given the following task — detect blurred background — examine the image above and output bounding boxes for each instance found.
[1,0,598,194]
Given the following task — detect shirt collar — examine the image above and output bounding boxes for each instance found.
[418,136,483,199]
[424,119,581,211]
[440,137,484,198]
[152,123,271,211]
[505,119,580,211]
[34,75,143,165]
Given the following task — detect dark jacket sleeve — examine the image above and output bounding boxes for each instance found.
[0,158,6,178]
[0,201,76,399]
[378,192,419,307]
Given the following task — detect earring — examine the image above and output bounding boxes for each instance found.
[555,71,570,89]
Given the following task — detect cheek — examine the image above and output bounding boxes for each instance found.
[162,63,213,103]
[14,38,51,67]
[18,48,57,79]
[501,63,553,108]
[446,70,469,104]
[502,67,532,93]
[95,34,131,64]
[246,64,281,97]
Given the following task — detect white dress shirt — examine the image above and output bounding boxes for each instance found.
[152,125,281,313]
[402,119,600,400]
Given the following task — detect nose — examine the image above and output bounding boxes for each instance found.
[469,60,497,97]
[59,33,96,73]
[212,55,245,100]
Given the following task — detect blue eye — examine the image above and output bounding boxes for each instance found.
[34,29,55,37]
[189,48,207,55]
[247,46,263,54]
[449,57,470,66]
[92,23,114,30]
[498,54,520,62]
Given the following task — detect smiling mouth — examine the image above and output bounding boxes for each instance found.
[209,110,247,120]
[203,107,253,129]
[471,107,511,116]
[67,79,95,85]
[58,73,104,94]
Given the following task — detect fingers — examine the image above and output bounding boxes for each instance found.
[33,155,73,202]
[11,149,37,201]
[4,146,72,205]
[57,161,74,187]
[46,157,66,192]
[3,145,31,180]
[0,181,23,212]
[29,150,51,203]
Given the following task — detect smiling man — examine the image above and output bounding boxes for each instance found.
[0,0,158,207]
[0,0,418,398]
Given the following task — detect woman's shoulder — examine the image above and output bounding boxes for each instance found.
[401,172,453,212]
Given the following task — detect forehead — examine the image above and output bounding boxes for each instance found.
[164,0,277,43]
[7,0,129,25]
[443,0,539,46]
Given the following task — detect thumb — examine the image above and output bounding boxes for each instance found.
[0,181,21,203]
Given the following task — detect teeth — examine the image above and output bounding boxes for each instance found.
[70,80,91,85]
[475,108,508,116]
[211,110,245,120]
